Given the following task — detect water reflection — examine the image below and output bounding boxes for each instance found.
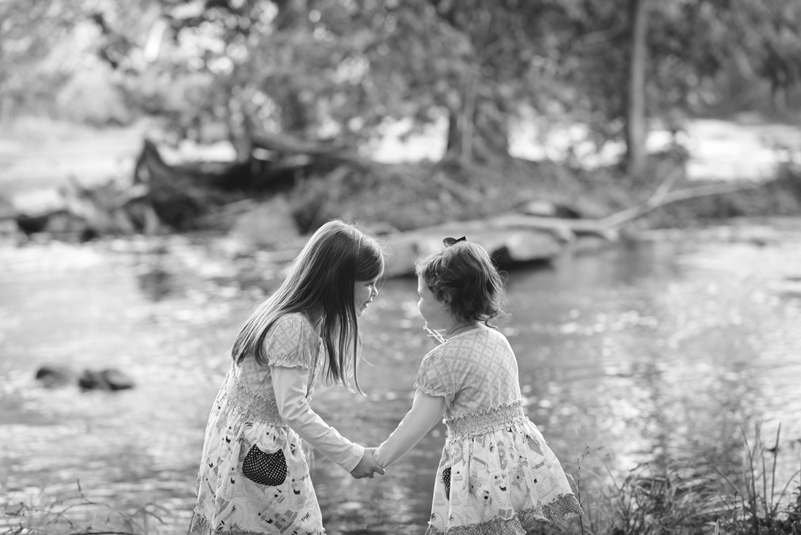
[137,267,175,301]
[0,234,800,534]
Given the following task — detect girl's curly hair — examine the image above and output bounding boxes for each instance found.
[416,241,507,324]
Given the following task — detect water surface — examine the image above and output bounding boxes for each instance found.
[1,226,800,533]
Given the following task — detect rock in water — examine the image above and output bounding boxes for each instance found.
[78,368,135,391]
[100,368,136,391]
[78,369,109,390]
[35,365,75,388]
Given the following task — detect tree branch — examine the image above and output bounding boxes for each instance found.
[600,178,770,228]
[252,131,373,171]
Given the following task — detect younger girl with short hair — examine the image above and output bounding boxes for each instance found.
[191,220,386,535]
[374,237,582,534]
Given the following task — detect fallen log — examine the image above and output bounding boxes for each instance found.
[132,138,374,230]
[253,131,373,171]
[133,140,236,229]
[358,174,784,277]
[482,172,781,242]
[225,215,566,278]
[599,179,772,227]
[367,219,566,277]
[487,213,618,241]
[62,175,159,236]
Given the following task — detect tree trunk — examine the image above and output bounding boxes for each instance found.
[445,103,509,164]
[443,9,508,165]
[227,88,255,165]
[473,99,510,161]
[279,91,309,134]
[445,111,461,157]
[460,68,480,164]
[0,94,14,126]
[626,0,650,178]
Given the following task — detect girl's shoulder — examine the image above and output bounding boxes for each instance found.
[262,312,321,369]
[270,313,319,345]
[274,311,311,327]
[447,324,505,346]
[422,329,479,363]
[420,343,453,373]
[432,326,512,359]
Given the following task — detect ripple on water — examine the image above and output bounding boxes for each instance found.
[2,230,801,532]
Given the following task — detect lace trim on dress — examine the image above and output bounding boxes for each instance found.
[521,492,583,523]
[423,493,582,535]
[424,514,525,535]
[228,375,285,426]
[190,511,325,535]
[189,511,209,535]
[445,401,526,438]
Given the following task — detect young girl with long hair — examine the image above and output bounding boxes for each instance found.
[191,220,386,535]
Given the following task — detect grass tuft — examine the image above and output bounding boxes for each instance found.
[531,425,801,535]
[1,481,168,535]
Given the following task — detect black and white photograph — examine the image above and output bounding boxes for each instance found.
[1,1,800,534]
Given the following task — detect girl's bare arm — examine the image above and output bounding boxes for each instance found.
[373,391,447,468]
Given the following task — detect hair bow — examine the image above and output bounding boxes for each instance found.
[443,236,467,247]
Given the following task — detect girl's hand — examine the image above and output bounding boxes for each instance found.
[350,447,386,479]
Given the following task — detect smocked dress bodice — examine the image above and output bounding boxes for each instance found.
[415,327,527,437]
[228,314,322,426]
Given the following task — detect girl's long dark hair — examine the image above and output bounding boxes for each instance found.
[231,220,384,392]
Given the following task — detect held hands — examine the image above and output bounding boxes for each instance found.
[350,447,386,479]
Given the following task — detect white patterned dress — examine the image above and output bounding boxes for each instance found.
[416,327,582,535]
[190,313,360,535]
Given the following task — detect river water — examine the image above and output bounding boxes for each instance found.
[1,221,800,534]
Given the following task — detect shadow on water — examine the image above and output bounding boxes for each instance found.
[137,267,175,301]
[134,244,186,302]
[1,232,800,533]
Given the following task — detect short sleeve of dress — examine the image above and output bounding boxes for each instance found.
[414,350,456,403]
[264,315,317,370]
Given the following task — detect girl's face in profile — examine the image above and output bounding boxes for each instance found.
[417,274,450,330]
[354,277,380,316]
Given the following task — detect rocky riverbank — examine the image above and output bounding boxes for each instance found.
[2,132,801,280]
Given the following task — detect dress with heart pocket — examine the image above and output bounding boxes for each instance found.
[190,314,326,535]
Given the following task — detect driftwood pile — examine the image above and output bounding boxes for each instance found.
[2,135,785,277]
[4,132,362,241]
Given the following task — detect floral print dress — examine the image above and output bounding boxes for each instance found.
[416,327,583,535]
[190,314,329,535]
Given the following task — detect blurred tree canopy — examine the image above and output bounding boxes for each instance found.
[2,0,801,174]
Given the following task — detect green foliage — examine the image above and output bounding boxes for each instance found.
[286,157,629,233]
[56,62,132,126]
[2,0,801,163]
[646,162,801,227]
[0,0,83,116]
[528,426,801,535]
[1,427,799,535]
[581,462,721,535]
[711,426,801,535]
